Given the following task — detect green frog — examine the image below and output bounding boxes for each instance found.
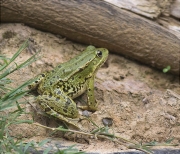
[28,45,108,128]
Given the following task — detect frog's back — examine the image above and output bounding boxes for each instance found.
[38,45,108,93]
[54,46,97,79]
[39,46,97,90]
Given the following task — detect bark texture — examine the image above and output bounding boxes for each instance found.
[1,0,180,75]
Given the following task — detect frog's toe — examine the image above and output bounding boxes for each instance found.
[78,105,97,112]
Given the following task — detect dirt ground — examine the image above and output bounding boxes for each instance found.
[0,23,180,153]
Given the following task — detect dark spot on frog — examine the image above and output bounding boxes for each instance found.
[78,85,82,91]
[67,85,71,90]
[58,79,62,85]
[56,97,60,101]
[45,107,51,112]
[63,87,67,92]
[64,98,72,110]
[50,81,52,85]
[65,98,71,106]
[63,108,68,113]
[72,86,76,92]
[63,85,70,92]
[85,76,89,81]
[78,68,83,71]
[57,90,61,95]
[71,110,74,115]
[58,65,61,68]
[35,80,38,83]
[41,74,45,77]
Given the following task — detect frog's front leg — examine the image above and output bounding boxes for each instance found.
[28,73,47,90]
[79,75,98,112]
[36,90,80,129]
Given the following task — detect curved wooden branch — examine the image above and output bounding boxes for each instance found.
[1,0,180,75]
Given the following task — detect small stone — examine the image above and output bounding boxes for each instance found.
[142,97,149,104]
[82,110,90,117]
[120,75,125,80]
[113,74,125,81]
[102,117,113,127]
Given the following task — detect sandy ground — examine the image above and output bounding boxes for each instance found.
[0,23,179,153]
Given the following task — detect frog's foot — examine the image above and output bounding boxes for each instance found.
[53,112,82,130]
[78,105,89,110]
[39,102,81,130]
[78,105,97,112]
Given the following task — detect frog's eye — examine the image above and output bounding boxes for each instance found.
[96,50,102,57]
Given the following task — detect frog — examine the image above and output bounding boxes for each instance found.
[28,45,109,129]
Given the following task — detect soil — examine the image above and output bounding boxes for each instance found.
[0,23,179,153]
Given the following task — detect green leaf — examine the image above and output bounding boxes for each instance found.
[56,126,69,132]
[43,147,52,154]
[13,120,33,125]
[166,138,174,144]
[163,65,171,73]
[23,141,33,153]
[38,139,51,147]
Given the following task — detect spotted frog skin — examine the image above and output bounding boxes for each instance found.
[28,46,108,128]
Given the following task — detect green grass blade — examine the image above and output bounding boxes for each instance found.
[0,40,29,72]
[0,78,35,111]
[23,141,34,153]
[43,147,52,154]
[38,139,51,147]
[1,78,34,102]
[0,52,39,80]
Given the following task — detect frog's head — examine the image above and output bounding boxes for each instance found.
[85,45,109,72]
[93,47,109,67]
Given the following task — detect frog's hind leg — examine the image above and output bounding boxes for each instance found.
[39,102,80,129]
[36,93,81,129]
[28,73,46,90]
